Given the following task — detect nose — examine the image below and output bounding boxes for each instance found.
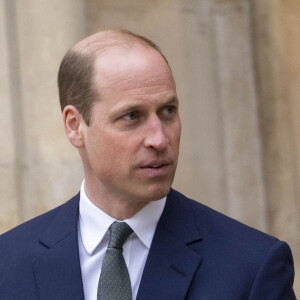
[144,117,169,151]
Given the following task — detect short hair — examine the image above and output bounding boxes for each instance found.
[58,29,170,125]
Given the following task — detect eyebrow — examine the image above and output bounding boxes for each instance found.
[111,96,178,116]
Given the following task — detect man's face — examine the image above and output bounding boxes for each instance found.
[80,47,181,205]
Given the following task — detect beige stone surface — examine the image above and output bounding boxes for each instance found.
[0,169,20,232]
[1,0,87,223]
[0,1,15,168]
[176,0,228,213]
[212,0,267,230]
[252,0,300,295]
[0,0,21,232]
[278,0,300,296]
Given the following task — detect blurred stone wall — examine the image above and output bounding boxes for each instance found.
[0,0,299,295]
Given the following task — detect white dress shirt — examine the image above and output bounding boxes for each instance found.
[78,180,166,300]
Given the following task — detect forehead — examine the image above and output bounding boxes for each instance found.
[92,47,176,100]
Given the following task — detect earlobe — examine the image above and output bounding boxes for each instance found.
[63,105,85,148]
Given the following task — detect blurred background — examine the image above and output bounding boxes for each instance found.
[0,0,299,296]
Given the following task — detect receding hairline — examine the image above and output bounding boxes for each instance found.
[71,28,169,65]
[57,28,171,125]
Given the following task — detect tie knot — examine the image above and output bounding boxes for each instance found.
[108,221,133,249]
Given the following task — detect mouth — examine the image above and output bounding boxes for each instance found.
[144,164,166,168]
[140,159,170,168]
[139,160,171,177]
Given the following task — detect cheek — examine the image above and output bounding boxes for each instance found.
[86,133,116,169]
[168,121,181,146]
[96,134,135,171]
[91,147,119,180]
[176,127,181,145]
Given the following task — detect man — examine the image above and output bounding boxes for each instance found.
[0,29,296,299]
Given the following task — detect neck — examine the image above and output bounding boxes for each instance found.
[83,180,149,220]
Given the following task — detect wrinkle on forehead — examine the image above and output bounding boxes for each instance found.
[100,71,175,92]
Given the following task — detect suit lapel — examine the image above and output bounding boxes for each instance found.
[32,189,202,299]
[33,194,85,300]
[137,189,203,300]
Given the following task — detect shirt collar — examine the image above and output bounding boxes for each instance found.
[79,180,166,255]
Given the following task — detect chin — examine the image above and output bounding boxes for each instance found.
[141,184,172,202]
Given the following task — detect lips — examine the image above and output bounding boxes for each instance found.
[138,160,171,177]
[140,160,170,169]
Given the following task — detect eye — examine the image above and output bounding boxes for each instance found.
[166,105,175,114]
[163,105,177,115]
[123,111,139,121]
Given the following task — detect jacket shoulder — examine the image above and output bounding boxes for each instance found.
[0,193,79,248]
[168,189,296,298]
[169,189,279,249]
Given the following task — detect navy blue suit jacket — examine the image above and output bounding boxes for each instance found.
[0,189,296,299]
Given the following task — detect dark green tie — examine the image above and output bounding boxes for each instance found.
[97,221,133,300]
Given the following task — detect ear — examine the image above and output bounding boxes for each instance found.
[63,105,85,148]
